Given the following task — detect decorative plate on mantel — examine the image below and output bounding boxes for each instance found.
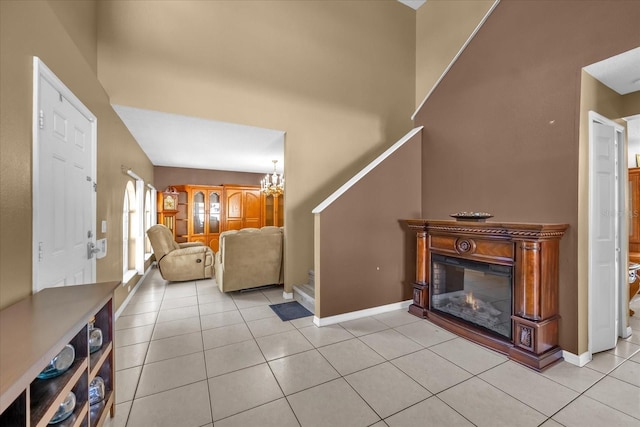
[449,212,493,222]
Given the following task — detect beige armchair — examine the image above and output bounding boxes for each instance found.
[147,224,214,282]
[215,226,283,292]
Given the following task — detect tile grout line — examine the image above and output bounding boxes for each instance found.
[119,278,215,424]
[538,341,640,422]
[116,272,167,427]
[195,279,216,427]
[252,297,305,427]
[114,271,640,426]
[552,349,640,422]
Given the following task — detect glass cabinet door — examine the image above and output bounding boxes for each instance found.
[193,191,205,235]
[209,191,220,234]
[264,195,274,226]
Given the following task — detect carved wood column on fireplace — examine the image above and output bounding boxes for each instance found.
[404,219,568,371]
[411,230,429,316]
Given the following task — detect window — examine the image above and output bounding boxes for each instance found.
[123,181,137,283]
[144,189,152,258]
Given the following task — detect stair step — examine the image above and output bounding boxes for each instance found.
[296,283,314,295]
[308,270,315,287]
[293,283,315,315]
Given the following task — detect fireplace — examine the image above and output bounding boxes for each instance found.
[431,254,512,340]
[404,219,568,371]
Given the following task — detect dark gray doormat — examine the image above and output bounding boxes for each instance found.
[269,301,313,321]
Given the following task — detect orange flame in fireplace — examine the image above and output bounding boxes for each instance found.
[465,292,479,310]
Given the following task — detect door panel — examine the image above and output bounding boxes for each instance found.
[226,190,243,221]
[37,75,95,291]
[590,119,619,353]
[244,190,262,228]
[208,236,220,253]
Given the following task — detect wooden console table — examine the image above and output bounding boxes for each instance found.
[405,220,568,371]
[0,281,119,426]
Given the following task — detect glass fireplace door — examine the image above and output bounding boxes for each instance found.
[430,254,513,339]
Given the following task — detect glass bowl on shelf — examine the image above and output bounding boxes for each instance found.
[89,376,105,406]
[37,344,75,379]
[88,320,103,354]
[48,391,76,424]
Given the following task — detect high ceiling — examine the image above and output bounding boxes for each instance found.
[583,46,640,95]
[113,105,285,174]
[398,0,426,10]
[583,46,640,146]
[112,14,638,176]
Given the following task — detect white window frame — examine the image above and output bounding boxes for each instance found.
[123,181,137,284]
[144,188,153,260]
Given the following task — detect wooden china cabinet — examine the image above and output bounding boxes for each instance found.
[628,168,640,254]
[182,185,223,252]
[159,184,267,253]
[223,185,262,231]
[628,168,640,315]
[263,194,284,227]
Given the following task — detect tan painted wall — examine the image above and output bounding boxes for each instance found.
[48,0,98,73]
[0,0,154,310]
[415,0,495,108]
[414,1,640,355]
[96,0,416,292]
[317,131,422,317]
[623,91,640,117]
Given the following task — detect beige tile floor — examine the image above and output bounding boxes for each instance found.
[104,268,640,427]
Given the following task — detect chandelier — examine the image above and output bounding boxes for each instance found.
[260,160,284,196]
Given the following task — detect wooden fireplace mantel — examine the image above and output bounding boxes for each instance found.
[404,219,568,371]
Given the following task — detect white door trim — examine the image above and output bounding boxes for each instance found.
[587,110,628,357]
[32,57,97,292]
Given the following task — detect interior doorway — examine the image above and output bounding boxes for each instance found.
[588,111,627,355]
[583,47,640,360]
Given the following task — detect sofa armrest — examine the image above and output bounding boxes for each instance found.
[158,246,214,282]
[166,246,210,257]
[161,246,211,267]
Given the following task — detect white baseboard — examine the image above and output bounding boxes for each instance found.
[562,350,591,367]
[115,264,155,319]
[283,291,293,300]
[313,299,413,327]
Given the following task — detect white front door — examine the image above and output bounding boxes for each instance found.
[589,111,626,354]
[33,58,97,292]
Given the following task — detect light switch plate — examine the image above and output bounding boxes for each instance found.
[101,220,107,233]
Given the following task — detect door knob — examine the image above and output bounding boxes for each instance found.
[87,242,100,259]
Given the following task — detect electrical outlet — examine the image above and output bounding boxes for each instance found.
[101,220,107,233]
[128,285,131,292]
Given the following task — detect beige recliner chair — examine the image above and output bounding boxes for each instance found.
[147,224,214,282]
[215,226,283,292]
